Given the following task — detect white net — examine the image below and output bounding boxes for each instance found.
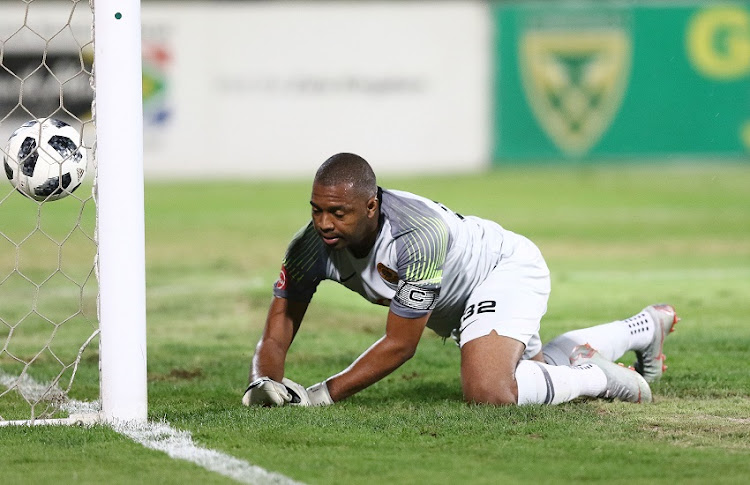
[0,0,97,422]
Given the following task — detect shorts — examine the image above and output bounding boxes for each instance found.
[454,236,551,360]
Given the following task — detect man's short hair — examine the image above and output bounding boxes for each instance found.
[314,153,377,199]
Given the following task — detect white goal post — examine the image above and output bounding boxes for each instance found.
[95,0,147,424]
[0,0,147,425]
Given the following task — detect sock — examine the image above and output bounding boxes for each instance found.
[515,360,607,405]
[542,310,656,364]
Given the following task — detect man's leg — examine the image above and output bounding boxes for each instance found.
[460,331,652,405]
[457,254,568,405]
[458,235,649,405]
[542,304,679,382]
[460,331,525,405]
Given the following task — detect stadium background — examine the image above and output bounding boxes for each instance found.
[140,1,750,175]
[1,1,746,176]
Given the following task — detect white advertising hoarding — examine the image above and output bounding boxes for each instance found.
[141,1,491,178]
[0,1,490,179]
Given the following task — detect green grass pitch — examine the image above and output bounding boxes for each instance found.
[2,163,750,484]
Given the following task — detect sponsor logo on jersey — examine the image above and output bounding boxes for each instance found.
[275,265,287,290]
[520,13,631,156]
[377,262,399,285]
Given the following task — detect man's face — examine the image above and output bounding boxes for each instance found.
[310,182,378,256]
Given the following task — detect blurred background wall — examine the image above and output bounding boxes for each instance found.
[1,1,748,179]
[138,1,491,178]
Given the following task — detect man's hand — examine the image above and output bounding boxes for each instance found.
[284,378,334,407]
[241,377,292,407]
[242,377,334,407]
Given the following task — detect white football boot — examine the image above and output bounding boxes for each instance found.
[570,344,652,403]
[633,304,679,383]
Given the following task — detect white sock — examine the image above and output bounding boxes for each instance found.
[515,360,607,405]
[542,310,655,365]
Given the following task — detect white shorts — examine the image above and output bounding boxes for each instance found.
[455,236,551,360]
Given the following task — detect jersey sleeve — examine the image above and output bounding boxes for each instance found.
[273,222,327,302]
[389,206,450,319]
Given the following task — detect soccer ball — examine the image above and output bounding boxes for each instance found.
[3,118,87,201]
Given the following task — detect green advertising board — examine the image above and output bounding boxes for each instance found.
[493,2,750,162]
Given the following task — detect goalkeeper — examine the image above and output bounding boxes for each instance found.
[243,153,678,407]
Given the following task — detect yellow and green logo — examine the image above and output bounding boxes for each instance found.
[687,6,750,80]
[520,29,631,157]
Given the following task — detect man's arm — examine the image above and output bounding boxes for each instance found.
[251,296,309,382]
[324,309,429,402]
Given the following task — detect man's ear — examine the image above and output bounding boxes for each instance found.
[366,196,379,217]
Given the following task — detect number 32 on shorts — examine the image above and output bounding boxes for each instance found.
[461,300,497,322]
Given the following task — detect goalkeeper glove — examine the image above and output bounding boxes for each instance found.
[284,379,334,407]
[241,377,292,407]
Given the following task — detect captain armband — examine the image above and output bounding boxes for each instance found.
[394,281,439,311]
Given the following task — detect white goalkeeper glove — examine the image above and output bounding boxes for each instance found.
[283,379,335,407]
[241,377,292,407]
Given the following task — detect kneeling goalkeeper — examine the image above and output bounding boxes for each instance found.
[243,153,678,407]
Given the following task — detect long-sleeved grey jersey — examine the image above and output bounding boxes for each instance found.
[273,188,526,338]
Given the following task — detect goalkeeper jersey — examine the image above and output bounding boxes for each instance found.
[273,187,527,338]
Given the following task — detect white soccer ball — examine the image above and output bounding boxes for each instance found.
[3,118,87,201]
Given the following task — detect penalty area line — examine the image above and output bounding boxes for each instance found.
[0,370,302,485]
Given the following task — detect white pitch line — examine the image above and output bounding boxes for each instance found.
[112,421,303,485]
[0,371,302,485]
[0,371,66,403]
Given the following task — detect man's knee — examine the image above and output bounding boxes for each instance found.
[460,331,526,406]
[462,380,518,406]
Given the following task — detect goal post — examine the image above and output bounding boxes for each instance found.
[94,0,147,423]
[0,0,147,425]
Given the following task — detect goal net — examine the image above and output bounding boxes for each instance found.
[0,0,147,425]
